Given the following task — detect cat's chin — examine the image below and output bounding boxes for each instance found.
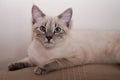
[43,43,55,48]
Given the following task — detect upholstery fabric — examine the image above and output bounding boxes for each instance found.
[0,64,120,80]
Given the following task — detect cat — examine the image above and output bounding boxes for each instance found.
[8,5,120,75]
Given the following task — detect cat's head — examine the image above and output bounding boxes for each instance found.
[32,5,72,48]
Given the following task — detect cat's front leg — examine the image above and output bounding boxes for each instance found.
[8,57,35,71]
[34,57,77,75]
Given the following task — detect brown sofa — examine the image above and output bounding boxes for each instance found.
[0,64,120,80]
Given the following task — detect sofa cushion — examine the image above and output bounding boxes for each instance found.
[0,64,120,80]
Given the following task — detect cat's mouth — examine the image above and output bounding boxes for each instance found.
[44,38,54,44]
[45,41,53,44]
[43,41,54,48]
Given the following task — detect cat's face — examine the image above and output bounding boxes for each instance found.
[32,5,72,48]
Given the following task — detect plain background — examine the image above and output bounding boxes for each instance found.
[0,0,120,70]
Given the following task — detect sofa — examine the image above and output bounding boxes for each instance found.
[0,64,120,80]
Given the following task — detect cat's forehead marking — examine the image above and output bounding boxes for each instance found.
[47,17,56,26]
[44,17,58,31]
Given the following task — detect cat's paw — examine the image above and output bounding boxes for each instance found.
[8,62,26,71]
[34,66,49,75]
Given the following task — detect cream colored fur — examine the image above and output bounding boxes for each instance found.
[8,5,120,74]
[28,30,120,66]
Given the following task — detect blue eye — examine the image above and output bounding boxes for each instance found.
[40,26,46,32]
[54,27,61,33]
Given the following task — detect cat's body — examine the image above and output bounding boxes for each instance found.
[8,5,120,75]
[28,30,120,66]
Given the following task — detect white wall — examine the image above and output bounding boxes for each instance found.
[0,0,120,70]
[34,0,120,29]
[0,0,32,69]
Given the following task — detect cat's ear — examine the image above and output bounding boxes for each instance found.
[58,8,72,27]
[32,5,45,24]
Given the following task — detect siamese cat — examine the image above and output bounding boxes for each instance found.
[8,5,120,75]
